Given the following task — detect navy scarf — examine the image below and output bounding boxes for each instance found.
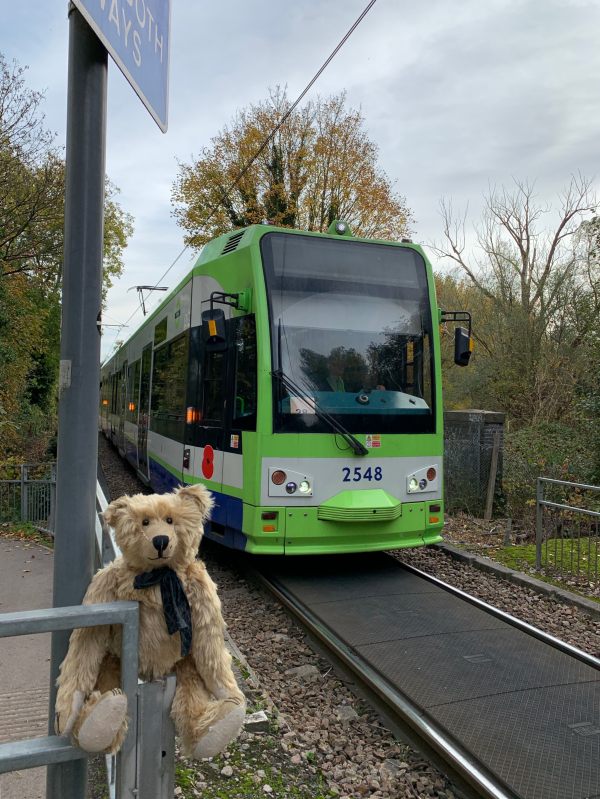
[133,566,192,657]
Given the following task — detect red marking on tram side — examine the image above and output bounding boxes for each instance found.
[202,445,214,479]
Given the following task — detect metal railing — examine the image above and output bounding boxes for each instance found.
[0,480,177,798]
[0,462,56,533]
[95,481,176,799]
[536,477,600,591]
[0,602,139,792]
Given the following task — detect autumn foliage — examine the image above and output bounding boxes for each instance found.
[172,88,413,248]
[0,54,133,460]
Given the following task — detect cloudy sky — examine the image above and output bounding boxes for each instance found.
[3,0,600,359]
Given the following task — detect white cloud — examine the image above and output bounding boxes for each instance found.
[2,0,599,358]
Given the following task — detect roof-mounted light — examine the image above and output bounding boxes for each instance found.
[327,219,352,236]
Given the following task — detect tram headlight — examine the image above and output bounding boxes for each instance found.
[269,468,313,497]
[407,465,439,494]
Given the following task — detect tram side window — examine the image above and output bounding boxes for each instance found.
[203,352,225,423]
[127,360,141,422]
[151,334,189,443]
[232,315,257,430]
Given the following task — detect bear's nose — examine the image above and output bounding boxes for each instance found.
[152,535,170,556]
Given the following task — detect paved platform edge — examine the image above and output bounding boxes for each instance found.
[435,542,600,620]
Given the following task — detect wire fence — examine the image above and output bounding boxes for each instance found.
[0,463,56,534]
[536,477,600,595]
[444,410,505,518]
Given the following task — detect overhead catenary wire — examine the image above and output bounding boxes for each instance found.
[103,0,377,362]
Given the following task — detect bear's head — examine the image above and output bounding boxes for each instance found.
[103,484,214,573]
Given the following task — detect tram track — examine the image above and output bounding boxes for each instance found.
[252,553,600,799]
[99,437,600,798]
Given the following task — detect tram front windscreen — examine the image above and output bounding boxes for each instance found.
[261,232,436,435]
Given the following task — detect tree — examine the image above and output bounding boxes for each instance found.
[433,176,598,424]
[0,53,134,459]
[172,88,413,247]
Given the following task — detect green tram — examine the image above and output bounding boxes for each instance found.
[100,221,471,555]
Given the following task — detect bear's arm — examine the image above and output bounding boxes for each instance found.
[185,564,241,700]
[56,565,119,699]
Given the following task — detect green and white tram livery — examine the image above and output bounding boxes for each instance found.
[100,221,471,555]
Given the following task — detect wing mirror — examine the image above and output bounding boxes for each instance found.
[454,326,473,366]
[201,308,227,349]
[440,311,473,367]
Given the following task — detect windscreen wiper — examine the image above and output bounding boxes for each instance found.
[272,369,368,457]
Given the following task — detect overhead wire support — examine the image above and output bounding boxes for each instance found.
[128,285,169,316]
[104,0,378,361]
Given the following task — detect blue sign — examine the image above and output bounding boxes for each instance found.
[72,0,170,132]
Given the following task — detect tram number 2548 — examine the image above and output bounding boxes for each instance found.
[342,466,383,483]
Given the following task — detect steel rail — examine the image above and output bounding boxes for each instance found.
[397,559,600,671]
[256,570,519,799]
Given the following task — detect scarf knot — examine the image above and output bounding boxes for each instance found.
[133,566,192,657]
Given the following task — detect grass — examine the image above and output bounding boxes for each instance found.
[0,521,54,548]
[484,538,600,602]
[175,732,337,799]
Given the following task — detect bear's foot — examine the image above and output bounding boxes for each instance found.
[74,689,128,754]
[191,697,246,760]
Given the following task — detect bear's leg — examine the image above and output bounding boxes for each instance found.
[95,653,121,693]
[172,656,245,759]
[72,689,128,754]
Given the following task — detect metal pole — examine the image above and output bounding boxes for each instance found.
[535,478,543,571]
[20,464,26,523]
[47,6,107,798]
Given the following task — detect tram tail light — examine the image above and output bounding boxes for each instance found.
[428,503,441,525]
[261,511,278,533]
[271,470,286,485]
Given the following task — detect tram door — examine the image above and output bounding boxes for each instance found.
[137,345,152,481]
[117,361,127,454]
[196,345,227,525]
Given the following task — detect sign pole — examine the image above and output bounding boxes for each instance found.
[47,6,107,797]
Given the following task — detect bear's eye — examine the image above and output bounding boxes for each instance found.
[166,517,173,524]
[142,519,149,527]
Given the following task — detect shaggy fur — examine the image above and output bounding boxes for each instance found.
[54,483,246,757]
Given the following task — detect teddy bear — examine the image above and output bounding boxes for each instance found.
[54,482,246,759]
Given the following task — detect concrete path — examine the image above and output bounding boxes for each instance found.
[0,536,54,799]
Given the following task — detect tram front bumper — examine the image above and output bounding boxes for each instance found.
[243,501,443,555]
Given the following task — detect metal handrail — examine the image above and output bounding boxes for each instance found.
[0,602,139,779]
[538,477,600,492]
[536,477,600,576]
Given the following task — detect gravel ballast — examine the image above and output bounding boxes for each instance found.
[97,435,599,798]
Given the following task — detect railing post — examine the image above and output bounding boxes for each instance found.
[535,478,544,570]
[20,464,27,523]
[49,463,57,535]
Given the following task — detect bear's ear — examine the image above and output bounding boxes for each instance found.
[176,483,214,521]
[102,495,131,528]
